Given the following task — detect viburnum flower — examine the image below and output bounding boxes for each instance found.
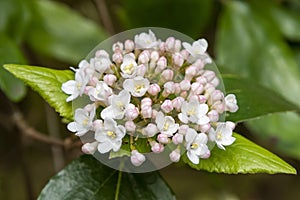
[95,118,126,153]
[178,100,210,125]
[208,122,236,150]
[67,105,95,136]
[185,128,210,164]
[62,29,239,170]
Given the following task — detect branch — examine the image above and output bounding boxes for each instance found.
[12,110,66,146]
[94,0,115,35]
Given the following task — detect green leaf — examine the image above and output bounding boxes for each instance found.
[38,155,176,200]
[216,0,300,159]
[4,64,73,121]
[26,0,107,64]
[183,133,296,174]
[223,75,299,123]
[0,34,27,102]
[118,0,212,38]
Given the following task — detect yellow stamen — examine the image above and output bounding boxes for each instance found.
[163,123,169,131]
[135,84,144,93]
[107,131,116,139]
[82,118,88,125]
[123,63,134,74]
[191,143,198,149]
[217,132,222,140]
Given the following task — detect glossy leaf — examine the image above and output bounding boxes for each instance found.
[216,0,300,159]
[118,0,212,38]
[27,0,107,64]
[38,155,176,200]
[4,64,73,121]
[223,75,299,123]
[0,35,27,102]
[183,133,296,174]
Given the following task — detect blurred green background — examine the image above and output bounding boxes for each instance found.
[1,0,300,199]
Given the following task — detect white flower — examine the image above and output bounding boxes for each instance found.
[95,118,126,153]
[169,149,181,162]
[67,106,95,136]
[134,30,158,49]
[182,39,211,63]
[90,54,112,74]
[155,111,179,137]
[131,150,146,166]
[101,90,131,119]
[120,54,138,78]
[178,100,210,125]
[88,81,113,103]
[123,76,150,97]
[62,69,88,102]
[208,123,236,150]
[225,94,239,113]
[185,128,210,164]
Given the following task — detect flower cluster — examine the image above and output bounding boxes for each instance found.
[62,30,239,167]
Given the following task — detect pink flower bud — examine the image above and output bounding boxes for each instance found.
[136,64,147,76]
[95,50,109,58]
[180,49,189,60]
[178,125,189,135]
[112,52,123,63]
[185,65,197,80]
[84,104,94,112]
[202,70,216,82]
[103,74,117,86]
[125,105,139,120]
[172,52,184,66]
[161,99,173,113]
[165,37,175,51]
[172,97,184,111]
[163,81,175,94]
[151,109,158,119]
[138,50,150,64]
[155,56,167,73]
[200,149,211,159]
[143,123,159,137]
[150,142,164,153]
[124,39,135,52]
[212,101,225,113]
[148,84,161,96]
[141,105,152,118]
[211,90,224,102]
[141,97,152,107]
[198,95,207,103]
[200,123,211,132]
[208,110,219,122]
[161,69,174,81]
[172,133,183,145]
[180,91,188,98]
[131,150,146,166]
[125,121,136,132]
[157,133,169,144]
[174,39,181,52]
[150,51,159,62]
[169,149,180,162]
[159,42,166,52]
[174,83,181,94]
[191,82,204,94]
[196,76,207,85]
[82,141,98,154]
[112,41,124,52]
[210,77,220,87]
[193,59,205,70]
[179,80,191,91]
